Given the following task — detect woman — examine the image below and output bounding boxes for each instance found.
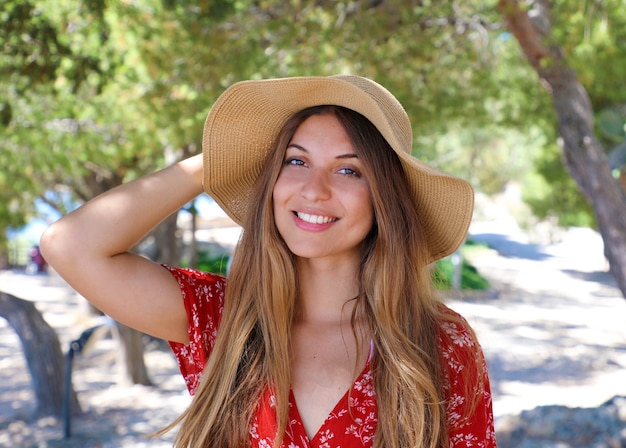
[41,75,496,447]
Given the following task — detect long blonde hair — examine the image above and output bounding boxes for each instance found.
[167,106,479,447]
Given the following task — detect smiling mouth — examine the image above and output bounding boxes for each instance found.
[295,212,338,224]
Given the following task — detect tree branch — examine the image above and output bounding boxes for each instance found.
[498,0,551,71]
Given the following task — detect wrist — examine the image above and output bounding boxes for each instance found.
[179,154,205,194]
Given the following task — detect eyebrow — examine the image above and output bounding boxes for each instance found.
[287,143,359,160]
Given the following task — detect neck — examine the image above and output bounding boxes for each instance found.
[295,257,361,325]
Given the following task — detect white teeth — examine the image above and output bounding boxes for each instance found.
[297,212,336,224]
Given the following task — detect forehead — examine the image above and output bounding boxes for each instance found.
[289,113,356,152]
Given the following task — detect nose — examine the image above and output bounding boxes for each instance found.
[300,169,331,201]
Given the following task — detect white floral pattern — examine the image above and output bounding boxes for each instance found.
[166,267,497,447]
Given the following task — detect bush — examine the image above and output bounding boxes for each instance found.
[432,256,490,291]
[190,249,489,290]
[196,252,230,276]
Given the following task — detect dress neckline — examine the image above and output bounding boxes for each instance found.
[289,340,375,443]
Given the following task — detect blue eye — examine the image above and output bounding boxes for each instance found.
[339,167,361,177]
[285,157,306,167]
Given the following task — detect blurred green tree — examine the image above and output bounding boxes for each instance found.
[0,0,530,246]
[2,2,625,291]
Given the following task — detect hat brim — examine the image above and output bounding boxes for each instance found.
[202,75,474,263]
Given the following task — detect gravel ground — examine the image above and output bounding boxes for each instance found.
[1,209,625,447]
[465,212,626,420]
[0,270,191,448]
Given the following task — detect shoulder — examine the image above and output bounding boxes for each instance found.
[436,305,480,363]
[164,267,228,395]
[163,264,227,286]
[436,304,484,392]
[163,265,227,338]
[436,305,497,447]
[163,265,227,300]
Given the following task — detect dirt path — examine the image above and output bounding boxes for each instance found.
[462,219,626,419]
[1,215,625,446]
[0,270,190,447]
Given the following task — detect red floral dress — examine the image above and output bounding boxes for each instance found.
[166,267,497,447]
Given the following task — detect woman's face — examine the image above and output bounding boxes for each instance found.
[272,113,374,264]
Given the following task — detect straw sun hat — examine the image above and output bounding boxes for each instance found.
[202,75,474,263]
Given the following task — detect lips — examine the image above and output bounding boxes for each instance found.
[295,212,338,224]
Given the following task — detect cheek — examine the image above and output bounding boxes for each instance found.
[360,188,374,219]
[272,177,286,210]
[272,177,292,225]
[272,169,302,212]
[355,190,375,232]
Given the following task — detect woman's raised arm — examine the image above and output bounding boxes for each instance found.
[40,154,205,343]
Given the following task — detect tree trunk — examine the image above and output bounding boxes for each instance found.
[189,200,198,270]
[154,212,180,266]
[112,322,152,385]
[498,0,626,299]
[0,291,81,417]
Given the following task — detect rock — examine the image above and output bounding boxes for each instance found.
[496,395,626,447]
